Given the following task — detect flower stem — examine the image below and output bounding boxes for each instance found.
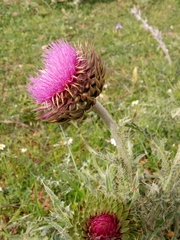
[93,100,131,173]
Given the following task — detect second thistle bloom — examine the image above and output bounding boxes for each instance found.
[28,40,105,123]
[87,212,122,239]
[68,194,140,240]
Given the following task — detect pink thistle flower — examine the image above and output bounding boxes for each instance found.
[68,194,140,239]
[28,39,105,123]
[28,40,77,103]
[87,212,122,240]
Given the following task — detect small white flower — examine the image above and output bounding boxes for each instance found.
[103,83,110,89]
[53,143,60,147]
[110,138,116,147]
[131,100,139,106]
[67,138,73,145]
[167,89,172,94]
[0,144,6,150]
[0,187,3,192]
[99,94,104,99]
[64,138,73,145]
[21,148,27,153]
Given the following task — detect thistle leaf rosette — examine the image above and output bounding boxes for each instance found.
[68,194,140,240]
[28,40,105,123]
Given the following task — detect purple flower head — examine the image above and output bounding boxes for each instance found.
[68,194,140,239]
[116,24,123,30]
[28,40,77,103]
[28,39,105,123]
[87,212,122,240]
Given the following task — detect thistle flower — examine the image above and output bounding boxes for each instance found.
[87,212,122,239]
[28,40,105,123]
[68,194,140,240]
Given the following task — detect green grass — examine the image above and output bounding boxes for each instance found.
[0,0,180,239]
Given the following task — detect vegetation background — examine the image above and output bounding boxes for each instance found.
[0,0,180,239]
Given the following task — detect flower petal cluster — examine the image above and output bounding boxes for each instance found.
[28,40,77,103]
[28,40,105,123]
[68,194,140,240]
[87,212,122,239]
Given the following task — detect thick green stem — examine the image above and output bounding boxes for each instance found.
[93,100,131,173]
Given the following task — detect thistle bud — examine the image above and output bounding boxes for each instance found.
[87,212,122,239]
[68,194,140,240]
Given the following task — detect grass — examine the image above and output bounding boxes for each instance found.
[0,0,180,239]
